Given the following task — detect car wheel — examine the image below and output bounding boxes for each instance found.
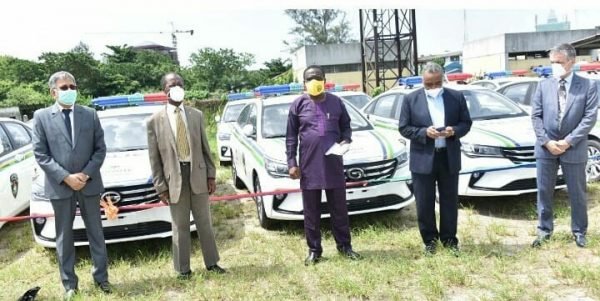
[586,139,600,182]
[230,154,245,189]
[253,175,275,229]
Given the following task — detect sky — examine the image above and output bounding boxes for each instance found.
[1,1,600,70]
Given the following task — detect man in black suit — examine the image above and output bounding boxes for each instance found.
[399,62,472,254]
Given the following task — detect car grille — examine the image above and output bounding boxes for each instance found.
[344,159,397,182]
[501,146,535,163]
[103,183,160,207]
[73,221,173,242]
[470,175,566,191]
[319,194,406,214]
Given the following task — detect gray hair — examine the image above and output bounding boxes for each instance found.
[550,43,577,61]
[48,71,76,89]
[422,62,444,75]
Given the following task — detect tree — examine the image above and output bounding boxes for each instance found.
[284,9,353,53]
[186,48,255,92]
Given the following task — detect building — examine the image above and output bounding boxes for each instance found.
[418,51,462,73]
[535,10,570,32]
[462,27,600,77]
[132,41,179,65]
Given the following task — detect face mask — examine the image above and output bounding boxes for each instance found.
[169,86,185,102]
[306,80,325,96]
[551,63,567,79]
[425,87,442,98]
[57,89,77,106]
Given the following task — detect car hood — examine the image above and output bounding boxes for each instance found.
[465,116,535,147]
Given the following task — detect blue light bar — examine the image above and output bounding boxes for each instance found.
[92,93,167,107]
[92,95,129,106]
[533,66,552,77]
[289,83,304,93]
[398,76,423,87]
[485,71,508,79]
[255,84,290,95]
[227,92,254,101]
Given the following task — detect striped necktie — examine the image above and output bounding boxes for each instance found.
[558,79,567,128]
[175,107,190,160]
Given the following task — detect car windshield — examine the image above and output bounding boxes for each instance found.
[223,104,245,122]
[462,90,527,120]
[100,114,151,152]
[340,94,370,109]
[261,101,372,138]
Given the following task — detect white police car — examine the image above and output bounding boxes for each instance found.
[331,86,371,109]
[30,93,198,247]
[363,76,566,197]
[0,118,35,229]
[228,83,414,229]
[216,94,258,165]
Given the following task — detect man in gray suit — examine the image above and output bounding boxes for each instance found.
[147,72,225,279]
[32,71,110,299]
[531,43,598,248]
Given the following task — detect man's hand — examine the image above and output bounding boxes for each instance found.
[74,173,89,183]
[440,126,455,138]
[426,126,441,139]
[159,191,170,205]
[556,140,571,152]
[545,140,565,156]
[208,178,216,195]
[289,166,300,179]
[64,174,86,191]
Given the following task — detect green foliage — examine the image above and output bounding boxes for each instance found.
[284,9,354,53]
[186,48,255,92]
[185,89,210,100]
[370,86,384,97]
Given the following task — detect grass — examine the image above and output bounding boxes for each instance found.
[2,112,600,300]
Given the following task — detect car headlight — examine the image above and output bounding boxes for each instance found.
[396,151,408,167]
[265,157,289,178]
[461,143,503,157]
[218,132,231,141]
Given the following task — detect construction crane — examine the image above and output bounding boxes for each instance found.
[162,22,194,51]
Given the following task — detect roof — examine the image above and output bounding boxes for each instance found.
[385,84,488,95]
[332,91,369,97]
[570,33,600,50]
[418,51,462,62]
[97,104,164,118]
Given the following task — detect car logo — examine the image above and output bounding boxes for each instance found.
[9,174,18,198]
[346,168,365,181]
[101,191,122,204]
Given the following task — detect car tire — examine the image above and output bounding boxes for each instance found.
[586,139,600,182]
[230,154,245,189]
[253,175,275,230]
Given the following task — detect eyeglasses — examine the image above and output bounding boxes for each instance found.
[57,85,77,91]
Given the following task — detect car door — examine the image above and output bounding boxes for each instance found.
[364,94,398,129]
[0,121,33,220]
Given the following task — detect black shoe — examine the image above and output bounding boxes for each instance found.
[531,234,551,248]
[338,248,362,260]
[574,234,587,248]
[207,265,227,274]
[304,251,322,266]
[63,289,78,301]
[424,242,437,255]
[177,270,193,280]
[95,281,112,294]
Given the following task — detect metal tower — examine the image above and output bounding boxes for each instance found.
[359,9,418,93]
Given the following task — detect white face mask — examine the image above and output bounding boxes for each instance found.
[425,87,442,98]
[551,63,568,79]
[168,86,185,102]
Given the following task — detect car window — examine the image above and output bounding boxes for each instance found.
[462,90,527,120]
[3,122,31,149]
[499,83,530,105]
[0,126,13,156]
[393,94,406,120]
[372,94,397,118]
[223,103,245,122]
[100,114,151,152]
[236,105,252,126]
[341,94,370,109]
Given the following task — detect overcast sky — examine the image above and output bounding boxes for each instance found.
[1,1,600,69]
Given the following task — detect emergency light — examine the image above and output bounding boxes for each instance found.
[227,82,362,100]
[484,69,528,79]
[573,62,600,72]
[446,73,473,81]
[398,76,423,87]
[533,66,552,77]
[92,92,169,107]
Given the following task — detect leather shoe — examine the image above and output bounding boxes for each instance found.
[63,289,77,301]
[304,251,322,266]
[207,265,227,274]
[177,270,193,280]
[338,248,362,260]
[95,281,112,294]
[575,234,587,248]
[424,242,437,255]
[531,234,551,248]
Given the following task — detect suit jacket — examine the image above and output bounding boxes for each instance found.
[399,87,472,174]
[32,104,106,199]
[146,105,216,203]
[531,74,598,163]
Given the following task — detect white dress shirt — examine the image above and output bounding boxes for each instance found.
[166,103,191,162]
[425,89,446,148]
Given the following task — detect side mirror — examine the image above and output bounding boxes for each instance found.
[242,124,256,137]
[214,115,221,123]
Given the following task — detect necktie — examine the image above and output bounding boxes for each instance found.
[175,107,190,160]
[558,79,567,128]
[62,109,72,143]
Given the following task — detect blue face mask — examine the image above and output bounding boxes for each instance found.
[57,89,77,106]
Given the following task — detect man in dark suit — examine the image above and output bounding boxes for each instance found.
[399,62,472,254]
[531,43,598,248]
[32,71,110,300]
[147,72,225,279]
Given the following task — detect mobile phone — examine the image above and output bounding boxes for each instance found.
[435,126,446,132]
